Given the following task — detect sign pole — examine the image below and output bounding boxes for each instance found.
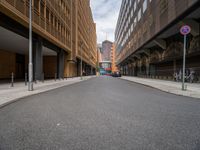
[180,25,191,91]
[182,34,186,91]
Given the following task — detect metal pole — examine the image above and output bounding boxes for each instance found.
[182,35,186,91]
[80,43,83,80]
[28,0,33,91]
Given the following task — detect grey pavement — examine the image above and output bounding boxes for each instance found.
[121,76,200,99]
[0,76,200,150]
[0,76,94,108]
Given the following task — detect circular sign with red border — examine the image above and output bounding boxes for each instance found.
[180,25,191,35]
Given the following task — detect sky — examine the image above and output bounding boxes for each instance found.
[90,0,122,44]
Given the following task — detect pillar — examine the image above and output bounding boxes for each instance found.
[131,64,134,76]
[173,59,176,74]
[122,66,125,75]
[57,49,65,79]
[33,39,43,80]
[77,59,80,77]
[146,64,150,77]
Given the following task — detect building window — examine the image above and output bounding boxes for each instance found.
[134,17,137,27]
[131,9,133,18]
[143,0,147,13]
[134,1,136,12]
[34,0,39,11]
[160,0,168,14]
[131,24,133,32]
[138,9,141,21]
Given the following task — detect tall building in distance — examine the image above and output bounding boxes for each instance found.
[115,0,200,81]
[99,40,113,75]
[0,0,97,80]
[101,40,113,61]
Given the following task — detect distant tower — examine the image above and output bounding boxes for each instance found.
[101,40,113,61]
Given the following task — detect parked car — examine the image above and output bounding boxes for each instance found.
[105,73,112,76]
[112,71,121,77]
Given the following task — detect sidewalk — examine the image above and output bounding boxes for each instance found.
[120,76,200,99]
[0,76,95,107]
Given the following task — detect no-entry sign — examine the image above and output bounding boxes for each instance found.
[180,25,191,91]
[180,25,191,35]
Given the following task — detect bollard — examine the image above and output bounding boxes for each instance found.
[42,73,44,83]
[185,84,187,90]
[55,73,57,81]
[34,73,37,84]
[35,79,37,84]
[11,72,14,87]
[25,73,28,86]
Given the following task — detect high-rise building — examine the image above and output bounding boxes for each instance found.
[115,0,200,82]
[101,40,113,61]
[0,0,97,80]
[99,40,113,75]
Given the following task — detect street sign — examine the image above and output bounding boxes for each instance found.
[180,25,191,35]
[180,25,191,91]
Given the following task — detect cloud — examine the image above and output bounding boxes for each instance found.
[90,0,122,43]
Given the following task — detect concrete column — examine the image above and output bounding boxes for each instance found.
[127,65,129,76]
[33,39,43,80]
[173,59,176,74]
[83,62,86,76]
[77,59,80,77]
[149,64,156,76]
[57,49,65,79]
[146,64,150,77]
[93,68,96,75]
[126,65,128,75]
[125,65,127,75]
[138,61,142,76]
[128,65,131,76]
[90,65,93,75]
[124,66,126,75]
[131,64,134,76]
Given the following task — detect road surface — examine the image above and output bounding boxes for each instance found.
[0,76,200,150]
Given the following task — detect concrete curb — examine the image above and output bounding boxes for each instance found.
[119,77,200,99]
[0,76,95,108]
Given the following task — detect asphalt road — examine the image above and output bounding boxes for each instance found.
[0,76,200,150]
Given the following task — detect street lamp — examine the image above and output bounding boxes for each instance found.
[28,0,33,91]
